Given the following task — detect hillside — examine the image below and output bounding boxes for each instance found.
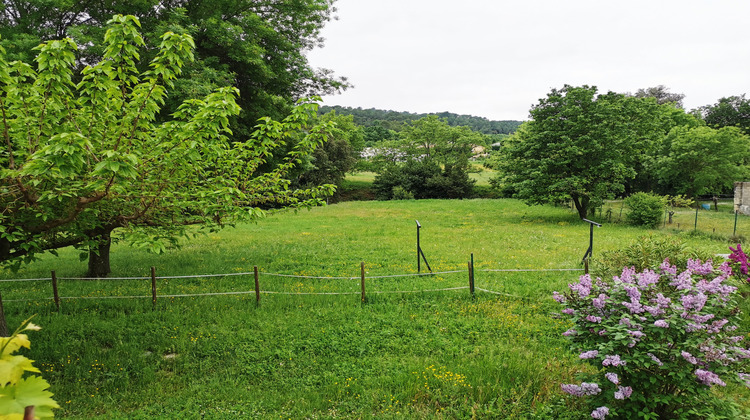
[319,105,523,135]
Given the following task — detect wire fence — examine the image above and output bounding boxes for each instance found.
[0,263,585,309]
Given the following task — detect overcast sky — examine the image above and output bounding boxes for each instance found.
[306,0,750,121]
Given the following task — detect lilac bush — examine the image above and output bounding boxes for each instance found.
[554,258,750,418]
[728,243,750,283]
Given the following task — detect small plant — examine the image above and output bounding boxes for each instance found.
[0,317,59,419]
[391,186,414,200]
[624,192,666,228]
[553,259,750,418]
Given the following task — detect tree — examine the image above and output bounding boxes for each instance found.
[498,85,664,219]
[0,15,334,276]
[295,111,364,191]
[631,85,685,108]
[0,0,349,138]
[700,94,750,136]
[656,126,750,198]
[372,116,485,200]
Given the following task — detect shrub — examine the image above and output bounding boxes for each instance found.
[625,192,666,228]
[391,186,414,200]
[372,159,474,200]
[553,258,750,418]
[591,235,712,280]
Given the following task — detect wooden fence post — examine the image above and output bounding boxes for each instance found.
[51,271,60,312]
[151,266,157,311]
[254,266,260,304]
[360,262,366,303]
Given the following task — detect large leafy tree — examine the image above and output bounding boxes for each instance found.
[0,0,349,137]
[498,85,664,219]
[372,116,485,200]
[700,94,750,136]
[656,126,750,198]
[0,15,333,276]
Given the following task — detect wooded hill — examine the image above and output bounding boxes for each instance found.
[319,105,523,135]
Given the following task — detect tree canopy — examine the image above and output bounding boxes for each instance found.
[497,85,664,219]
[700,94,750,136]
[656,126,750,197]
[0,15,334,275]
[0,0,348,139]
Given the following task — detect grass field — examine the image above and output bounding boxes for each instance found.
[2,199,749,418]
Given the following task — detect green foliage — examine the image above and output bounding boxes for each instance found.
[656,125,750,197]
[390,186,414,200]
[701,94,750,136]
[0,317,59,419]
[0,15,334,272]
[0,0,347,137]
[624,192,666,228]
[591,235,711,279]
[319,105,522,135]
[498,85,665,219]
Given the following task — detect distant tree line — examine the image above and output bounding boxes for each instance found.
[319,105,522,135]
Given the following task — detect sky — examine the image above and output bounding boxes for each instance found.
[306,0,750,121]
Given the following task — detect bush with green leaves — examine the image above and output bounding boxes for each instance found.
[625,192,666,228]
[591,235,711,280]
[372,159,474,200]
[554,258,750,418]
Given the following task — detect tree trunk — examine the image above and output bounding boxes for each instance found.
[87,231,112,278]
[0,293,8,337]
[571,195,590,220]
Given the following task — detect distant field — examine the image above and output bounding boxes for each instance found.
[2,199,748,419]
[345,166,495,187]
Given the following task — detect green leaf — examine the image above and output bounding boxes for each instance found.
[0,376,60,419]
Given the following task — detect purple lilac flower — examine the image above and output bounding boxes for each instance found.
[706,319,729,334]
[598,329,607,336]
[615,266,636,283]
[619,318,633,327]
[681,351,699,365]
[614,386,633,400]
[644,305,664,317]
[647,353,663,366]
[591,406,609,419]
[562,308,575,315]
[670,270,693,290]
[622,301,644,314]
[569,274,593,298]
[629,330,645,339]
[592,293,608,309]
[586,315,602,323]
[738,373,750,387]
[695,369,726,387]
[681,293,707,312]
[624,285,641,302]
[602,355,626,367]
[553,291,567,303]
[719,260,733,276]
[687,258,713,275]
[605,372,619,384]
[660,259,677,275]
[653,293,671,308]
[563,329,577,337]
[637,269,660,288]
[580,350,599,359]
[686,323,706,332]
[561,382,601,396]
[654,319,669,328]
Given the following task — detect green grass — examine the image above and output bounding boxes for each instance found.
[2,199,748,418]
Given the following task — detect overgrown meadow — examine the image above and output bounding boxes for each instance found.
[2,199,748,418]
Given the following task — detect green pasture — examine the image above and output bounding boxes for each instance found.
[2,199,748,418]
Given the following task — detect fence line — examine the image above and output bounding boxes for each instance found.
[0,262,583,309]
[0,267,580,284]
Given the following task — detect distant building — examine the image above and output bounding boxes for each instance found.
[734,182,750,215]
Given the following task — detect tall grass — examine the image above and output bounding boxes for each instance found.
[1,199,746,419]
